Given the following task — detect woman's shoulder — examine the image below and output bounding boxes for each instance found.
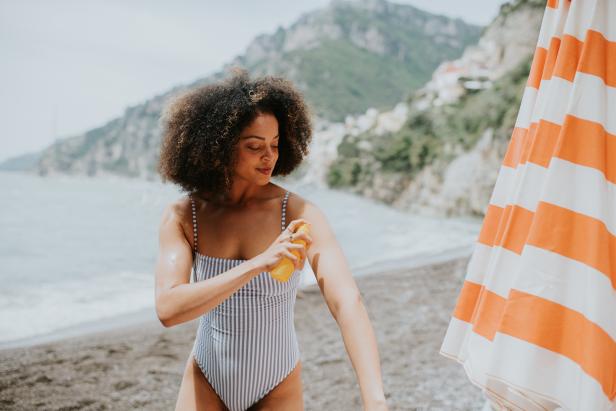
[160,195,193,227]
[286,189,309,207]
[284,189,324,221]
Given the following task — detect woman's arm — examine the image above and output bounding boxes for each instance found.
[301,201,388,411]
[154,202,263,327]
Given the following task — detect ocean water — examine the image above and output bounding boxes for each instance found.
[0,171,481,345]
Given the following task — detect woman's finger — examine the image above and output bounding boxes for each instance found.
[281,250,299,267]
[286,219,309,232]
[287,243,305,251]
[278,229,294,243]
[286,244,307,265]
[290,232,312,247]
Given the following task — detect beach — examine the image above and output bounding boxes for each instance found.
[0,255,483,411]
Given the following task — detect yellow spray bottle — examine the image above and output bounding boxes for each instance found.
[270,223,310,282]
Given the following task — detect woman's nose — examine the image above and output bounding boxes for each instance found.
[263,146,275,160]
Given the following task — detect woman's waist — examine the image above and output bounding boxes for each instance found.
[193,320,300,364]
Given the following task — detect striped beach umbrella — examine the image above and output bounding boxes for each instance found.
[440,0,615,410]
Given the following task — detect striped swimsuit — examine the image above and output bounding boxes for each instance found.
[189,191,302,411]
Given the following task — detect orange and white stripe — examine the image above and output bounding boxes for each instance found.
[440,1,616,410]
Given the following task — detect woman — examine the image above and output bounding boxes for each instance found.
[154,70,388,411]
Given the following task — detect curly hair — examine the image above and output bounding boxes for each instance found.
[157,69,313,198]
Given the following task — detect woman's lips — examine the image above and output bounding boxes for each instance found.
[257,168,272,175]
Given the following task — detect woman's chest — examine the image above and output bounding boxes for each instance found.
[199,208,285,260]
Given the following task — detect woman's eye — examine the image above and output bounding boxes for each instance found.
[248,146,260,151]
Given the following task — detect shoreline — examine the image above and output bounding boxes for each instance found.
[0,245,473,352]
[0,308,159,352]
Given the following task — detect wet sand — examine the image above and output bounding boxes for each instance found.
[0,256,483,410]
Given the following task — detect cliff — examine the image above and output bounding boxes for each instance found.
[324,0,544,216]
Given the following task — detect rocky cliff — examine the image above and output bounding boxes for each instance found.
[325,0,544,216]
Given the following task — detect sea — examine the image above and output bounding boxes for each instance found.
[0,171,481,346]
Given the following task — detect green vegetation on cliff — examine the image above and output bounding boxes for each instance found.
[246,1,481,121]
[327,55,532,187]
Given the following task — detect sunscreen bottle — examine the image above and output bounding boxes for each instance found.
[270,223,310,282]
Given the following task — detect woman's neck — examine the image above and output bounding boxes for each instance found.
[199,182,277,208]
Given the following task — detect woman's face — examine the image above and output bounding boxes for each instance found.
[234,111,280,186]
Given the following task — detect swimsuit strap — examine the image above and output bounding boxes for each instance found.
[190,195,198,254]
[187,195,199,283]
[281,191,290,232]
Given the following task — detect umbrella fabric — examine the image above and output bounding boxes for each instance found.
[440,0,615,410]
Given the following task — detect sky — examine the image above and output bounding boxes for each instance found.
[0,0,510,162]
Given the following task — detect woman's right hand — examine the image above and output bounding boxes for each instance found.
[252,219,313,273]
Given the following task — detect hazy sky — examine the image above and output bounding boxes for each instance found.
[0,0,510,162]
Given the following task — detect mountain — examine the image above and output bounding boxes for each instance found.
[323,0,545,216]
[35,0,480,178]
[234,0,482,120]
[0,151,42,172]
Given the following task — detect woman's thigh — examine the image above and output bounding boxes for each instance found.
[249,361,304,411]
[175,355,228,411]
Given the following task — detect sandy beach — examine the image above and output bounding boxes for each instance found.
[0,255,483,410]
